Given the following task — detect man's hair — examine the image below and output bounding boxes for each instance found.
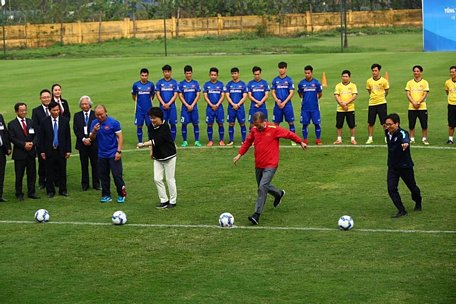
[450,65,456,71]
[148,107,163,119]
[95,104,107,113]
[209,67,219,74]
[140,68,149,74]
[79,95,93,107]
[341,70,351,77]
[278,61,287,69]
[371,63,382,70]
[48,101,59,110]
[40,89,51,96]
[386,113,400,124]
[162,64,172,71]
[252,111,266,122]
[412,65,423,72]
[184,65,193,73]
[304,65,313,72]
[14,102,27,112]
[252,66,262,73]
[231,67,239,73]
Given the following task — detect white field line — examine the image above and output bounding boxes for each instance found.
[0,220,455,234]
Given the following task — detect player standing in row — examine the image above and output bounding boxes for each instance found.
[272,61,296,145]
[131,68,155,145]
[226,67,248,145]
[178,65,202,147]
[156,65,179,141]
[365,63,389,144]
[297,65,323,145]
[247,66,270,129]
[333,70,358,145]
[444,65,456,145]
[405,65,430,145]
[203,67,226,146]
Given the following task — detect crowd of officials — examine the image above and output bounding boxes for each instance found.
[0,64,454,222]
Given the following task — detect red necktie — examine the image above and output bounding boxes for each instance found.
[21,119,28,136]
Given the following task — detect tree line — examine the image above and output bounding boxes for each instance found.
[1,0,422,25]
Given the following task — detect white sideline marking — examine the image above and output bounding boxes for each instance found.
[0,220,454,234]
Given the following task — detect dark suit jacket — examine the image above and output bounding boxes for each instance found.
[7,117,38,160]
[54,98,71,120]
[39,116,71,157]
[73,110,98,150]
[31,105,48,135]
[0,114,12,154]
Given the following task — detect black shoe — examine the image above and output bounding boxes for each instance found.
[446,140,454,144]
[0,197,7,202]
[59,191,68,197]
[248,213,260,225]
[273,190,286,208]
[16,194,24,201]
[156,201,169,209]
[414,204,422,211]
[81,186,89,191]
[391,211,408,218]
[28,194,40,199]
[47,192,55,198]
[164,203,176,209]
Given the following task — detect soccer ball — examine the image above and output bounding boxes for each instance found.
[34,209,50,223]
[112,211,127,225]
[338,215,354,230]
[219,212,235,227]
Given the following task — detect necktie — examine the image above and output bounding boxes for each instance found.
[85,112,89,126]
[53,119,59,148]
[21,119,28,136]
[45,107,50,117]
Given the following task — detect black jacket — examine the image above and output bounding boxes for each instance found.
[385,127,414,169]
[147,121,176,161]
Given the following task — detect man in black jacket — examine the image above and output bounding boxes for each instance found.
[73,95,100,191]
[385,113,422,218]
[8,103,40,201]
[0,113,12,202]
[39,101,72,198]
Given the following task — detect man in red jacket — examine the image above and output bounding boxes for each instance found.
[233,111,307,225]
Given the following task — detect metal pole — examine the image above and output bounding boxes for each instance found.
[163,16,168,57]
[339,0,343,53]
[2,5,6,59]
[343,0,348,48]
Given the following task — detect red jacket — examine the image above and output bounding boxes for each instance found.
[238,123,303,168]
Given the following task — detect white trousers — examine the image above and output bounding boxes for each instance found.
[153,157,177,204]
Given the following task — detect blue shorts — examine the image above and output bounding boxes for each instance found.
[135,111,151,127]
[273,103,295,123]
[160,105,178,125]
[248,107,268,123]
[181,106,199,124]
[227,106,246,124]
[300,110,321,125]
[206,105,225,124]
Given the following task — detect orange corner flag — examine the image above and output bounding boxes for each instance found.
[321,72,328,87]
[384,71,389,82]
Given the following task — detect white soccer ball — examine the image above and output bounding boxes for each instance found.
[338,215,354,230]
[34,209,50,223]
[219,212,235,227]
[112,211,127,225]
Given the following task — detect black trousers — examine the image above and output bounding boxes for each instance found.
[45,149,67,194]
[78,146,99,188]
[14,156,36,196]
[0,151,5,197]
[387,167,422,212]
[98,157,125,197]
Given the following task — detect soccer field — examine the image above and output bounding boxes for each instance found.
[0,44,455,302]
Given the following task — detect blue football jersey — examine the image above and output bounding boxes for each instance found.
[247,79,270,109]
[131,80,154,112]
[226,80,247,107]
[178,79,201,105]
[271,76,294,102]
[298,78,322,111]
[203,81,225,105]
[156,78,179,103]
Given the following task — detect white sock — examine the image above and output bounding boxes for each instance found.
[337,136,342,141]
[410,137,415,142]
[449,136,454,141]
[422,137,427,142]
[368,136,373,140]
[351,136,355,141]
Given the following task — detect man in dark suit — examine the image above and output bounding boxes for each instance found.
[32,89,52,189]
[8,102,40,201]
[38,101,71,198]
[0,113,12,202]
[73,95,100,191]
[52,83,71,120]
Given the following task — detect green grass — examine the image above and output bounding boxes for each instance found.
[0,32,455,303]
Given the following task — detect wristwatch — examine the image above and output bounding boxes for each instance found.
[117,150,122,154]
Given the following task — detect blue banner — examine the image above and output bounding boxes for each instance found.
[423,0,456,51]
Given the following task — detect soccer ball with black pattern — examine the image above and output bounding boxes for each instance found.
[219,212,235,227]
[112,211,127,225]
[338,215,354,230]
[34,209,50,223]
